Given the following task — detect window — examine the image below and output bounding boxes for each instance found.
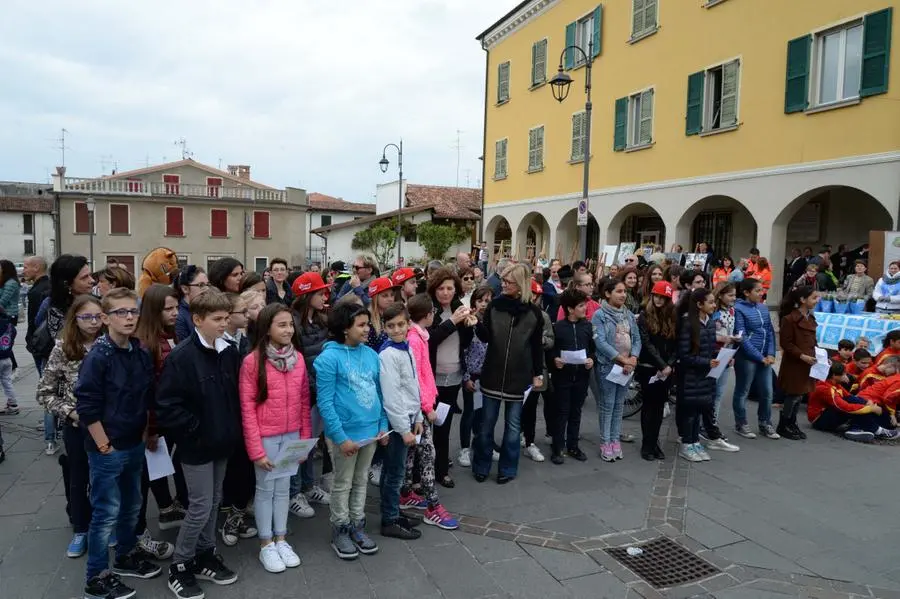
[105,255,135,273]
[207,177,222,198]
[23,239,34,255]
[165,206,184,237]
[494,139,508,179]
[109,204,130,235]
[685,59,740,135]
[126,178,144,193]
[614,90,654,150]
[631,0,658,40]
[210,209,228,238]
[253,210,270,239]
[74,201,90,234]
[497,61,510,104]
[527,126,544,172]
[163,174,180,195]
[785,8,892,113]
[176,254,189,268]
[206,255,233,271]
[320,214,332,227]
[531,39,547,86]
[571,111,588,161]
[692,212,733,257]
[254,257,268,273]
[564,6,602,69]
[22,214,33,235]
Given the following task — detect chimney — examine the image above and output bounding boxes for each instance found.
[227,165,251,180]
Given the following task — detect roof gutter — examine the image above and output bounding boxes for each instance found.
[479,35,489,244]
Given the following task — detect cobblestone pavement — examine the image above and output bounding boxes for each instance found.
[2,346,899,598]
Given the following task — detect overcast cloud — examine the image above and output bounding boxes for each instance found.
[0,0,506,202]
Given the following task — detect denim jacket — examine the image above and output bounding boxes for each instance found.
[591,304,641,373]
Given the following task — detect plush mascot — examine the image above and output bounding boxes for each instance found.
[138,247,179,297]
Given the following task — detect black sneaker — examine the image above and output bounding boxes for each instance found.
[168,561,204,599]
[193,550,237,585]
[112,549,163,579]
[84,572,136,599]
[381,521,422,540]
[550,452,565,465]
[397,515,421,528]
[158,503,186,531]
[566,447,588,462]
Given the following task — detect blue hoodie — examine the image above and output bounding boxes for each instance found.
[314,340,388,446]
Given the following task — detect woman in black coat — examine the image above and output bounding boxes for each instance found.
[636,281,677,461]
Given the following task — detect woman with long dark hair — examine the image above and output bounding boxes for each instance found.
[0,259,21,320]
[209,257,245,293]
[640,263,665,307]
[636,281,677,461]
[712,257,735,287]
[620,267,641,314]
[776,286,819,440]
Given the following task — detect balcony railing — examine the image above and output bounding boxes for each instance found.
[55,177,286,203]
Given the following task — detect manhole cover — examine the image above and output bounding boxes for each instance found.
[606,536,719,589]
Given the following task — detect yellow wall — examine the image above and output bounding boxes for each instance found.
[483,0,900,205]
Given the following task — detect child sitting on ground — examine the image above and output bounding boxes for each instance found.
[857,373,900,431]
[856,355,900,392]
[831,339,854,365]
[808,362,900,442]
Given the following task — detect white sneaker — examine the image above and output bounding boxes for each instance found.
[694,445,711,461]
[759,424,781,440]
[45,441,58,456]
[524,444,545,462]
[368,464,383,487]
[679,443,703,463]
[706,438,740,452]
[735,424,757,439]
[321,472,334,492]
[491,450,500,462]
[520,435,526,448]
[289,493,315,518]
[259,543,286,573]
[275,540,301,568]
[304,485,331,506]
[457,448,472,468]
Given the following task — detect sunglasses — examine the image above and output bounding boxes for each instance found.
[462,276,474,281]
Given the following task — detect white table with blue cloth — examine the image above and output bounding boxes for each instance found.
[814,312,900,353]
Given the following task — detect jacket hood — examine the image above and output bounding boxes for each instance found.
[883,270,900,285]
[321,340,366,354]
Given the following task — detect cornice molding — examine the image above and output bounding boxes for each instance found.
[482,0,559,51]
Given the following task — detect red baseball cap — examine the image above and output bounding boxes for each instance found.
[390,267,415,287]
[531,279,543,295]
[368,277,395,298]
[651,281,673,298]
[292,272,328,297]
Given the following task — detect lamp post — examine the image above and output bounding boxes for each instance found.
[85,196,96,270]
[379,140,403,267]
[549,38,593,261]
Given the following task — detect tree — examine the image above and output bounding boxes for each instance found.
[351,224,397,269]
[416,222,471,260]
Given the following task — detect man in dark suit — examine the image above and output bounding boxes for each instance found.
[23,256,50,374]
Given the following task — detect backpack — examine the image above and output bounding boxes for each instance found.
[26,319,54,359]
[0,317,17,360]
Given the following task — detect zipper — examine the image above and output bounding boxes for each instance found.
[499,313,515,398]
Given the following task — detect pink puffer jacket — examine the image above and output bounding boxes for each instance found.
[408,323,437,414]
[239,350,312,462]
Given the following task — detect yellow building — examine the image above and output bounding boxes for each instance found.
[477,0,898,300]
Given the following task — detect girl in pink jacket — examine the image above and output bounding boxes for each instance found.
[239,304,312,574]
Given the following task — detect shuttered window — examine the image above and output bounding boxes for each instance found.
[571,111,588,161]
[163,174,180,195]
[126,178,144,193]
[631,0,658,40]
[614,90,654,151]
[531,39,547,86]
[565,5,603,69]
[210,209,228,238]
[106,255,135,273]
[165,206,184,237]
[686,59,741,135]
[109,204,130,235]
[494,139,508,179]
[74,201,90,234]
[497,61,510,103]
[527,126,544,172]
[253,211,270,239]
[861,8,893,97]
[207,177,222,198]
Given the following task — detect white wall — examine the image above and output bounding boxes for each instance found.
[375,179,406,216]
[0,212,55,263]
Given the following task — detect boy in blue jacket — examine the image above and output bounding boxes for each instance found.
[315,303,389,561]
[75,288,161,599]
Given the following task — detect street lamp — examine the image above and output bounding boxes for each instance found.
[379,140,403,267]
[549,38,593,261]
[85,196,96,270]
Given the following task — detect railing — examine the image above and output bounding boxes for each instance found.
[57,177,286,202]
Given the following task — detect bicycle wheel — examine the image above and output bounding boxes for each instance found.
[623,380,643,418]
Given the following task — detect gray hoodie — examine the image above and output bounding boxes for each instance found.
[378,341,424,434]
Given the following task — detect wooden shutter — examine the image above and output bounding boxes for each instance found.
[565,22,576,69]
[645,0,658,30]
[528,127,544,171]
[106,256,135,273]
[498,62,510,103]
[207,177,222,198]
[571,112,586,160]
[592,5,603,57]
[614,97,628,151]
[632,0,645,36]
[165,207,184,236]
[638,90,654,145]
[126,178,143,193]
[784,35,812,113]
[494,139,507,178]
[720,60,739,127]
[163,174,180,195]
[253,211,270,238]
[686,71,705,135]
[110,204,129,234]
[74,201,89,234]
[210,209,228,238]
[860,8,893,97]
[532,40,547,86]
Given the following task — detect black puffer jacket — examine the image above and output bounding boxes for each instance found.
[294,313,328,402]
[550,318,594,384]
[636,313,677,383]
[476,295,544,401]
[676,313,717,404]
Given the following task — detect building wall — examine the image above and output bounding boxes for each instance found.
[0,212,55,263]
[308,210,372,265]
[375,180,406,216]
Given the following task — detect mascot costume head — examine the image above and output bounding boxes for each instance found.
[139,247,179,297]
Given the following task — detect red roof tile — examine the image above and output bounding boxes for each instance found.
[405,184,482,219]
[308,193,376,214]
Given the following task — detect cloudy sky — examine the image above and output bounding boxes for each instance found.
[0,0,506,202]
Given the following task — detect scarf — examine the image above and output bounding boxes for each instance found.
[266,343,298,373]
[883,271,900,286]
[378,339,409,354]
[601,300,628,324]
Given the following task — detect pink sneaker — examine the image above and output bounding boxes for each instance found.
[612,441,623,460]
[424,504,459,530]
[400,491,428,510]
[600,443,616,462]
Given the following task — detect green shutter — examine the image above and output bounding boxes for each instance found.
[532,39,547,86]
[592,5,603,57]
[498,61,510,103]
[571,112,585,160]
[565,22,576,69]
[685,71,704,135]
[614,97,628,151]
[720,60,739,127]
[639,90,654,145]
[645,0,658,30]
[632,0,645,36]
[784,35,811,113]
[861,7,893,97]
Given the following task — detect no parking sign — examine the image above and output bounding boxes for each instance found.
[577,199,588,226]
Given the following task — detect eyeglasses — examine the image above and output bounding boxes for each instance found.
[353,264,370,271]
[231,310,249,316]
[106,308,140,318]
[188,282,210,289]
[462,276,474,281]
[501,278,517,286]
[76,314,102,322]
[577,282,595,288]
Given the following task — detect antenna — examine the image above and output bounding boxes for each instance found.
[451,129,464,187]
[465,169,471,187]
[57,128,70,167]
[174,138,193,160]
[100,154,116,174]
[144,154,151,168]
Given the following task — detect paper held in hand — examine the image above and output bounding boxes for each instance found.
[606,365,633,387]
[706,348,738,380]
[809,347,831,381]
[521,385,534,405]
[265,437,320,481]
[145,437,175,482]
[561,349,587,365]
[434,402,451,426]
[648,371,669,385]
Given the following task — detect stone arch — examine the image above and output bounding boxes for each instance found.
[556,208,600,262]
[606,203,666,249]
[674,195,758,260]
[515,212,551,262]
[485,215,512,258]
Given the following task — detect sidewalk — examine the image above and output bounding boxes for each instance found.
[1,344,899,599]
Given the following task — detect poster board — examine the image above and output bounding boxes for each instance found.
[616,243,636,264]
[664,252,683,265]
[685,253,707,271]
[601,245,619,266]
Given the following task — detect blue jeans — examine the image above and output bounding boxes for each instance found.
[379,431,409,524]
[472,397,522,478]
[732,358,773,427]
[596,371,627,444]
[86,443,145,581]
[253,432,297,540]
[713,366,731,423]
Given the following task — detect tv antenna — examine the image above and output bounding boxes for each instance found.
[174,138,193,160]
[57,128,71,167]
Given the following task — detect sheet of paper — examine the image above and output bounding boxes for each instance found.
[809,361,830,381]
[606,365,633,387]
[434,402,451,426]
[265,437,320,481]
[145,437,175,482]
[473,384,483,410]
[561,349,587,365]
[707,348,738,380]
[522,385,534,405]
[356,431,393,449]
[648,371,668,385]
[415,434,422,444]
[815,347,829,363]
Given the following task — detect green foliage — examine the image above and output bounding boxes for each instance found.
[351,224,397,269]
[416,222,471,260]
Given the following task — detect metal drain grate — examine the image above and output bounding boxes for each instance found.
[606,536,719,589]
